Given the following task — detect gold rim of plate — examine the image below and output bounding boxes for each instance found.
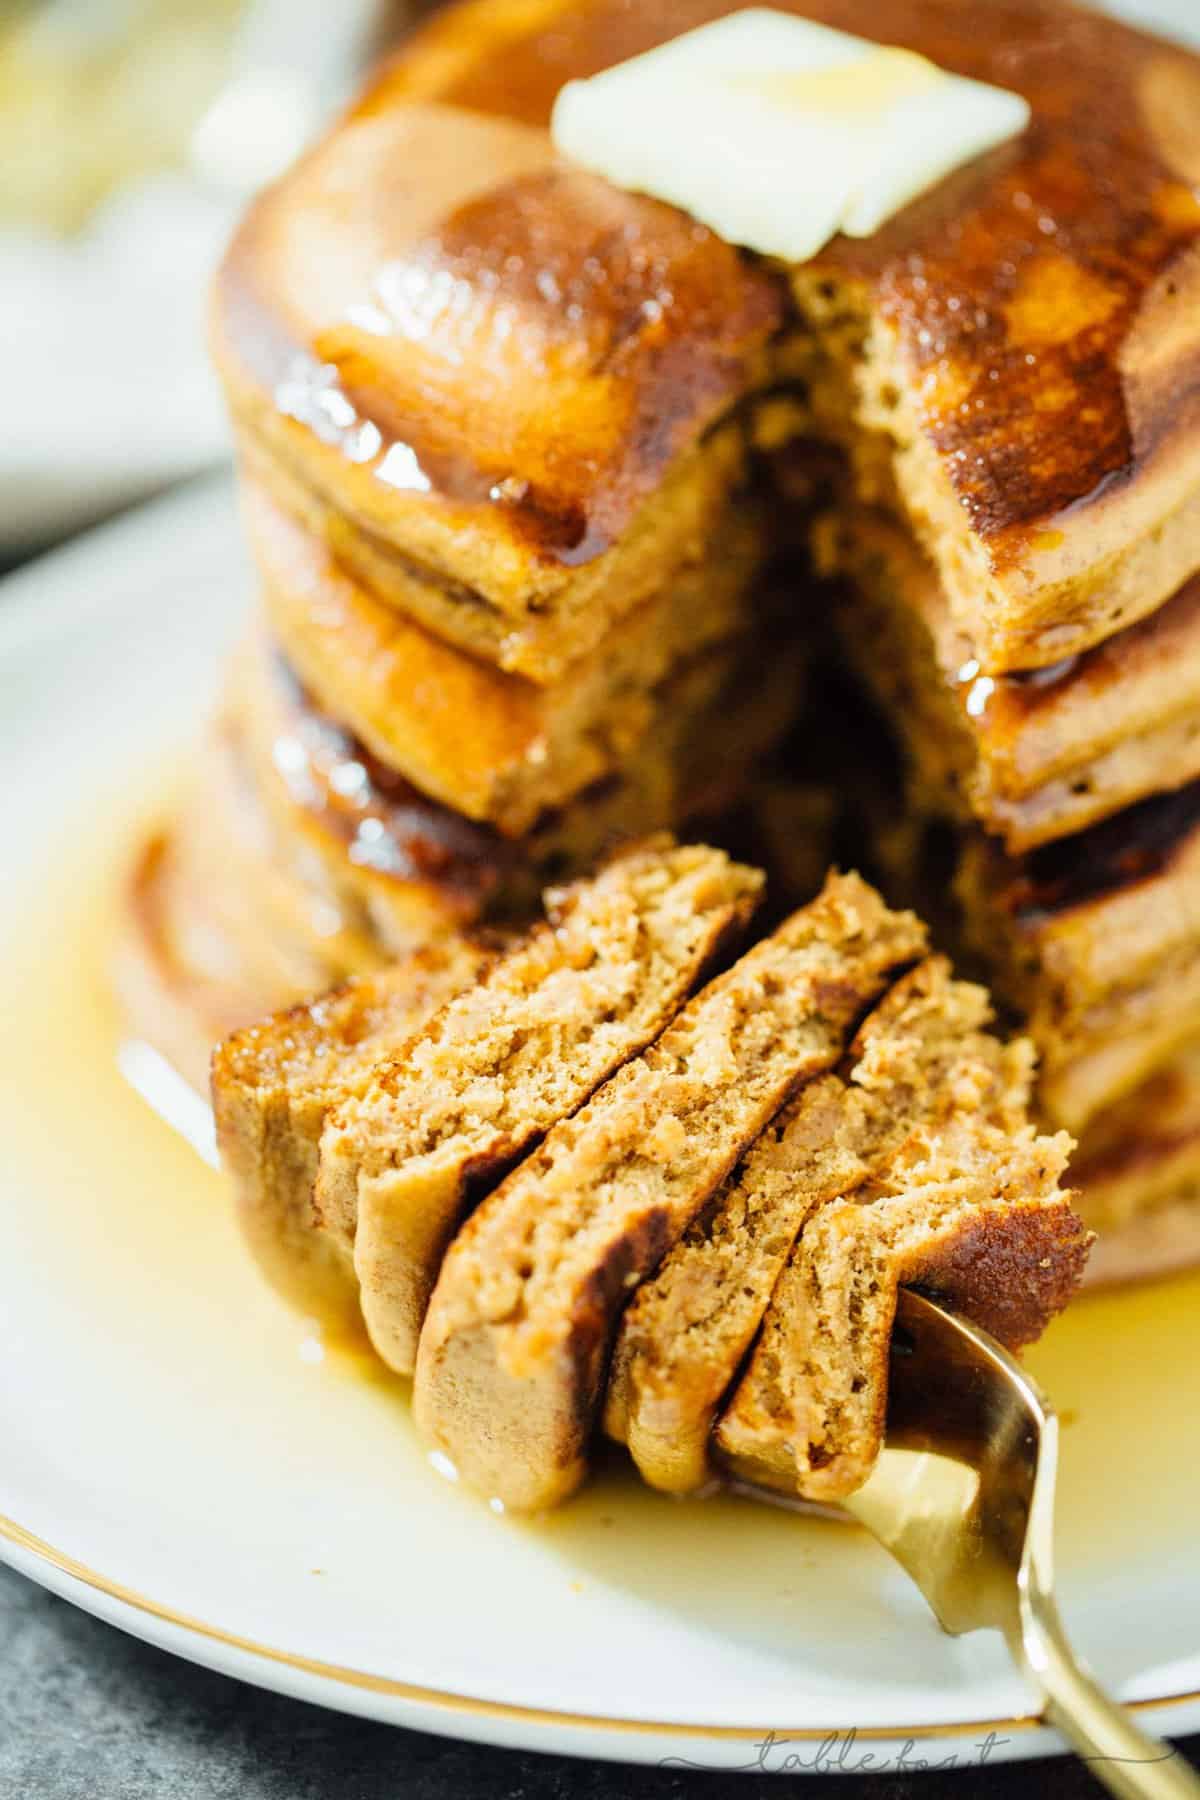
[2,1511,1197,1741]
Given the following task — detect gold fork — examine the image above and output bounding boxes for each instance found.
[837,1290,1200,1799]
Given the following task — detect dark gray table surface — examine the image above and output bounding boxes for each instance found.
[1,1562,1197,1800]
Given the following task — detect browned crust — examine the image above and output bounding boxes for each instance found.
[904,1191,1091,1352]
[969,576,1200,801]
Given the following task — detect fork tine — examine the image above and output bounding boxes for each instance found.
[840,1291,1200,1800]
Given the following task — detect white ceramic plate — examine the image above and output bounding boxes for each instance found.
[1,479,1199,1775]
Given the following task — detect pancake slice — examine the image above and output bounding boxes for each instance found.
[715,1044,1086,1503]
[819,509,1200,854]
[1081,1195,1200,1289]
[212,940,491,1337]
[247,477,767,834]
[234,617,805,958]
[605,956,997,1495]
[314,841,762,1373]
[413,873,926,1510]
[955,786,1200,1130]
[117,829,295,1102]
[1070,1039,1200,1287]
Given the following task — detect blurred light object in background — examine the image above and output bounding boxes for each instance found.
[190,0,389,195]
[0,0,242,235]
[0,0,391,551]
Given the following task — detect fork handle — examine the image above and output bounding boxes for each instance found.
[1017,1590,1200,1800]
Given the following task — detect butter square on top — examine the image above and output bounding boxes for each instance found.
[551,8,1030,262]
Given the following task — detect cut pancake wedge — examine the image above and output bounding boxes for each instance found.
[314,840,762,1372]
[413,873,926,1510]
[715,1049,1087,1503]
[212,940,490,1335]
[606,956,1002,1495]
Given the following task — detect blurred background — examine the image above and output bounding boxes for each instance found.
[0,0,1193,558]
[0,0,435,555]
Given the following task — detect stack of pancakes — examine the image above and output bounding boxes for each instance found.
[122,0,1200,1287]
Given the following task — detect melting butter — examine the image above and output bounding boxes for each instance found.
[552,9,1030,262]
[732,46,942,115]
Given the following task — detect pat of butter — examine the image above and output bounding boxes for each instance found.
[551,9,1030,261]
